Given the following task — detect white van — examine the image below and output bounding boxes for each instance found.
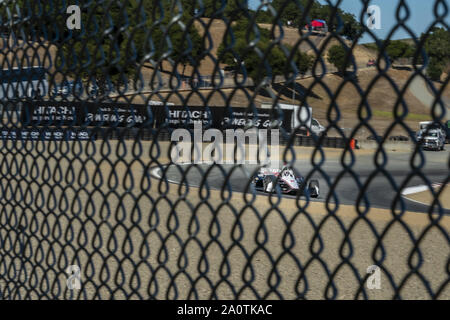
[422,129,445,151]
[416,121,446,141]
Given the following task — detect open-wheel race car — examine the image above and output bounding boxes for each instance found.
[252,166,320,197]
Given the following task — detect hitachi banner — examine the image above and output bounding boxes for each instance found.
[22,101,152,127]
[153,105,292,131]
[21,101,292,131]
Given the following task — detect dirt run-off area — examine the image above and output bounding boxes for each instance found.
[1,139,447,299]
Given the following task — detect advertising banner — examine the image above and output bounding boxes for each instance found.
[0,128,91,140]
[154,106,292,131]
[21,101,293,131]
[22,101,152,127]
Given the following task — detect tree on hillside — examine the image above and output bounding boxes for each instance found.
[270,0,315,26]
[427,57,444,81]
[384,40,415,62]
[79,1,205,79]
[327,44,352,75]
[139,1,206,76]
[270,0,363,40]
[339,11,363,41]
[12,0,205,83]
[295,51,314,75]
[218,19,311,83]
[254,9,275,24]
[201,0,249,20]
[422,27,450,81]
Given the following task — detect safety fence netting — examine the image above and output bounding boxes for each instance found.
[0,0,448,299]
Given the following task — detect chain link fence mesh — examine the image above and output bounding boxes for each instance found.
[0,0,448,299]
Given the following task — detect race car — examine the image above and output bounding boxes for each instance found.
[252,167,320,197]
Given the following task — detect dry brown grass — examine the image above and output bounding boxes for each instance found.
[258,23,325,52]
[292,68,433,137]
[319,37,379,67]
[433,78,450,102]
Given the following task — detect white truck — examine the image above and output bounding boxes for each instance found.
[260,103,326,136]
[416,121,446,141]
[421,129,445,151]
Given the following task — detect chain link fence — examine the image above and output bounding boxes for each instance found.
[0,0,448,299]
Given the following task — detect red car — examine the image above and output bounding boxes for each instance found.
[367,59,376,67]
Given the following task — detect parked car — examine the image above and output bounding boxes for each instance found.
[389,135,409,141]
[367,135,383,141]
[367,59,376,67]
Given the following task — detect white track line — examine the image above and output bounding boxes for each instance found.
[150,167,181,185]
[150,167,162,179]
[402,183,445,196]
[401,185,429,195]
[401,183,447,207]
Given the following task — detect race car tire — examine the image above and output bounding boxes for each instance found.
[308,180,320,198]
[252,176,264,189]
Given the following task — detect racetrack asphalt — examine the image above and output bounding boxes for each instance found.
[158,147,450,214]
